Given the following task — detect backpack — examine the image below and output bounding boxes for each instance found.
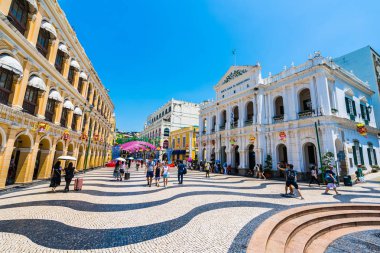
[286,170,296,181]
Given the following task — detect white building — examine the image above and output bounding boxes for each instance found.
[141,99,200,149]
[199,52,379,177]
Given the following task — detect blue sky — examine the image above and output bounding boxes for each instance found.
[59,0,380,131]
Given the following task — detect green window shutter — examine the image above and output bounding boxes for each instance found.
[353,146,358,165]
[352,100,357,116]
[366,106,370,122]
[345,97,350,114]
[367,148,372,165]
[374,150,378,165]
[360,104,365,119]
[359,146,364,165]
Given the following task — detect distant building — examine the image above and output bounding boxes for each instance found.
[334,46,380,128]
[199,52,379,177]
[141,99,199,151]
[167,126,199,162]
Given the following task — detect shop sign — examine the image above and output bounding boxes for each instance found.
[62,130,70,141]
[356,123,367,137]
[279,131,286,141]
[33,122,50,134]
[81,133,88,141]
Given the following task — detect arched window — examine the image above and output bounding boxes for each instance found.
[246,101,253,125]
[68,67,75,85]
[36,28,50,57]
[45,98,55,122]
[77,77,84,94]
[232,106,239,128]
[299,89,312,112]
[22,86,38,115]
[220,110,226,130]
[60,108,68,127]
[0,68,14,105]
[8,0,29,34]
[352,140,363,166]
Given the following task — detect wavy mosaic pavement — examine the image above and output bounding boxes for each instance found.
[0,167,379,252]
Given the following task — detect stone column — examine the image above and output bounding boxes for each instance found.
[310,77,318,115]
[14,148,33,183]
[47,39,59,65]
[62,57,71,79]
[82,80,88,97]
[316,74,331,115]
[0,0,12,15]
[72,70,80,89]
[66,110,74,130]
[36,80,51,119]
[0,129,17,189]
[53,102,63,126]
[26,12,43,46]
[36,150,52,179]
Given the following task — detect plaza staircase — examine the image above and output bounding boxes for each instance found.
[247,203,380,253]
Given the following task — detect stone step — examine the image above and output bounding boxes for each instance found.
[286,217,380,253]
[305,225,380,253]
[266,210,380,253]
[247,204,380,253]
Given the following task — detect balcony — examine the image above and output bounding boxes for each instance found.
[298,110,312,119]
[273,115,284,123]
[245,119,253,126]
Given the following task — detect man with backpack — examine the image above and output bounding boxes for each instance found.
[177,160,186,184]
[145,157,156,187]
[284,164,304,200]
[324,165,341,195]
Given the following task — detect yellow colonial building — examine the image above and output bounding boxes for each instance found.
[0,0,115,189]
[168,126,198,161]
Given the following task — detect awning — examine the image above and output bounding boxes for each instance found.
[48,89,63,102]
[41,21,57,39]
[73,107,83,116]
[58,43,69,55]
[79,72,87,80]
[28,75,46,91]
[70,60,80,70]
[0,54,23,76]
[63,100,74,110]
[26,0,38,14]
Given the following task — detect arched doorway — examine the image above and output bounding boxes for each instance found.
[33,138,50,180]
[303,142,317,171]
[277,144,288,164]
[248,145,256,169]
[233,145,240,169]
[53,141,64,167]
[246,101,253,124]
[6,133,33,185]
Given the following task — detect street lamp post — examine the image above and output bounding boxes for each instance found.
[83,105,94,173]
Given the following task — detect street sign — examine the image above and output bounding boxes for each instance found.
[337,151,345,161]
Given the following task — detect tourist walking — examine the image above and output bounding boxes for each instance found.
[177,160,186,184]
[154,161,161,187]
[114,161,120,181]
[284,164,304,199]
[205,162,211,178]
[64,162,75,192]
[324,165,341,195]
[50,161,62,192]
[162,161,170,188]
[119,161,126,181]
[258,164,266,180]
[308,165,320,187]
[146,157,155,187]
[223,162,227,175]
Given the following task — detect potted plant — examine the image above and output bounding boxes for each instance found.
[264,155,273,178]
